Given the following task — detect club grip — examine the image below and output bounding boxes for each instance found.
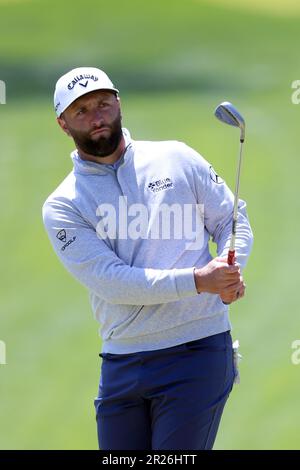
[227,250,235,266]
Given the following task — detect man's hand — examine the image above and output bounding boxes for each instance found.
[194,257,245,304]
[219,274,245,304]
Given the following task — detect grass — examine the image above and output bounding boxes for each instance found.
[0,0,300,449]
[208,0,300,17]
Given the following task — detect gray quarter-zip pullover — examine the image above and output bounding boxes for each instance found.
[42,129,253,353]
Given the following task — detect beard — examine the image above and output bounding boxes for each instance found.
[69,111,123,157]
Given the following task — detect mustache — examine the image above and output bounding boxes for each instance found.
[90,125,111,135]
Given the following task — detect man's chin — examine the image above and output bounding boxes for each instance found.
[94,150,115,158]
[74,128,123,158]
[87,143,120,158]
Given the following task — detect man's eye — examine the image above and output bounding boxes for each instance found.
[77,108,86,115]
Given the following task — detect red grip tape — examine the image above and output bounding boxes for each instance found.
[227,250,235,266]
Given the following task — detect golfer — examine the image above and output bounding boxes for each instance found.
[42,67,253,450]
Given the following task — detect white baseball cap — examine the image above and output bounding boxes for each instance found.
[54,67,119,117]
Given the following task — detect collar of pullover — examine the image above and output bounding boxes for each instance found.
[71,128,133,175]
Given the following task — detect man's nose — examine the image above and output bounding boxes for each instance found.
[91,109,104,127]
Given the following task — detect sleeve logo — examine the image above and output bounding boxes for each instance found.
[209,165,224,184]
[56,229,67,242]
[56,229,76,251]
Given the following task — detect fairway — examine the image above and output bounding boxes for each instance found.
[1,0,300,450]
[209,0,300,16]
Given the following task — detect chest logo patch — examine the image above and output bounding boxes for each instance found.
[148,177,173,193]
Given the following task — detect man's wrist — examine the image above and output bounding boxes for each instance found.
[174,267,199,298]
[194,267,203,294]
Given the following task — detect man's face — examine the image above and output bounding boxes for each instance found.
[58,90,123,157]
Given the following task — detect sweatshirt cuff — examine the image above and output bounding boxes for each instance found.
[174,267,198,298]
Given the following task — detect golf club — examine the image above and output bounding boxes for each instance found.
[214,101,245,266]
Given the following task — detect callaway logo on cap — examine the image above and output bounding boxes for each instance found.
[54,66,119,117]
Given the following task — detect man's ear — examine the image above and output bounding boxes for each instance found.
[57,116,72,137]
[116,96,122,120]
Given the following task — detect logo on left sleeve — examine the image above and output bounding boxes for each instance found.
[56,229,76,251]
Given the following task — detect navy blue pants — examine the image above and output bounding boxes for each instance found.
[94,331,235,450]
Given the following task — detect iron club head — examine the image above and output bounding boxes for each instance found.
[214,101,245,142]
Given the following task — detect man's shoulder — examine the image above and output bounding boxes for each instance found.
[134,138,187,151]
[133,138,208,167]
[42,171,76,216]
[133,139,193,161]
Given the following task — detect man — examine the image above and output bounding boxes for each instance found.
[42,66,253,450]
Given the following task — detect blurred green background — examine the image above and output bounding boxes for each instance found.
[1,0,300,450]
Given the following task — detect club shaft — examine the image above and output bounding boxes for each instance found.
[229,139,244,252]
